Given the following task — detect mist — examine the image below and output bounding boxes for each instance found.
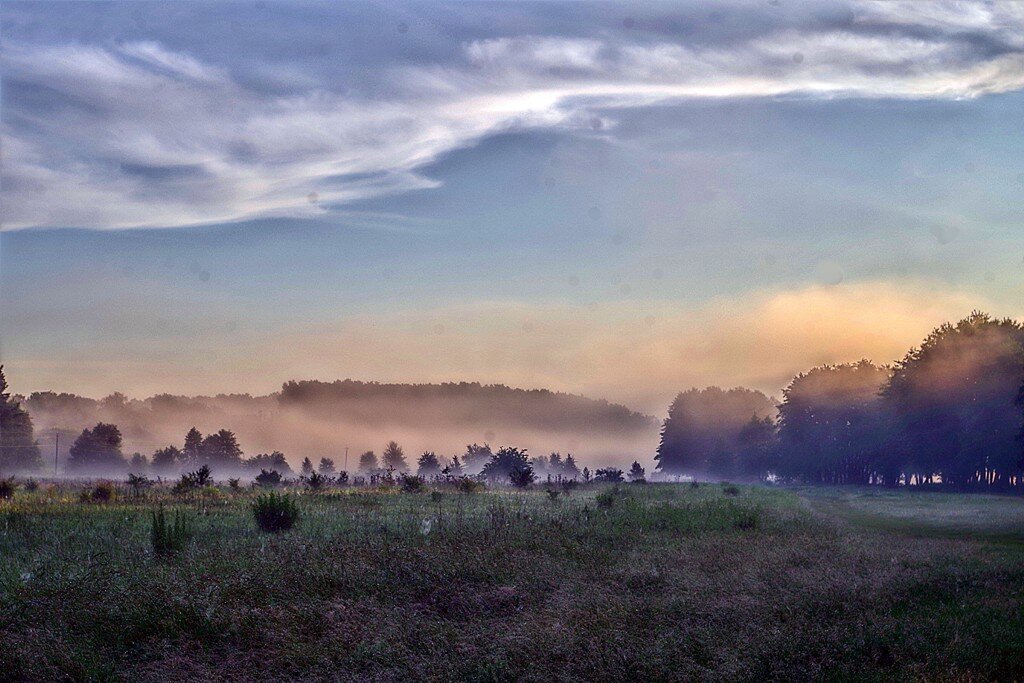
[21,380,660,476]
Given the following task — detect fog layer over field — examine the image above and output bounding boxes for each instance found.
[22,380,662,473]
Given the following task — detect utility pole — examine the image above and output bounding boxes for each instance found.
[54,430,59,477]
[344,446,349,473]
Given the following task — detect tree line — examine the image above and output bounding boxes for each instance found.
[656,312,1024,490]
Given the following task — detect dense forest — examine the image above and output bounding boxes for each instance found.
[656,312,1024,491]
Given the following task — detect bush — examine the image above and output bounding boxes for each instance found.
[690,481,701,489]
[254,469,282,488]
[595,490,616,509]
[127,473,153,497]
[150,505,192,558]
[455,476,484,494]
[91,482,114,502]
[305,470,329,491]
[722,484,741,496]
[430,490,444,503]
[336,471,349,486]
[399,473,426,493]
[545,488,561,501]
[252,492,300,533]
[594,468,625,483]
[173,465,213,493]
[0,477,15,499]
[228,478,241,491]
[24,479,39,493]
[509,463,536,488]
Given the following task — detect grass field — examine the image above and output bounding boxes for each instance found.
[1,481,1022,682]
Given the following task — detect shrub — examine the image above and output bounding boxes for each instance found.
[305,470,329,491]
[545,488,561,501]
[252,492,300,533]
[228,478,241,491]
[0,477,15,500]
[594,467,625,483]
[173,465,213,493]
[595,490,616,509]
[127,473,154,497]
[509,463,536,488]
[399,473,426,493]
[254,469,282,488]
[430,490,444,503]
[690,481,701,489]
[560,479,579,494]
[150,505,192,558]
[336,471,349,486]
[91,482,114,502]
[24,479,39,493]
[722,484,741,496]
[455,476,484,494]
[733,510,758,530]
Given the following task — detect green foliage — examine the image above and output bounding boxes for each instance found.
[508,463,535,488]
[383,441,408,471]
[90,482,114,502]
[305,470,329,491]
[595,489,616,509]
[173,465,212,493]
[594,467,624,483]
[67,423,124,472]
[150,505,192,558]
[251,491,300,532]
[254,469,282,488]
[399,473,426,493]
[722,484,741,496]
[455,476,484,494]
[0,477,15,499]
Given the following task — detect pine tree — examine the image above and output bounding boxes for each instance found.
[417,451,441,477]
[182,427,203,466]
[0,366,42,473]
[382,441,408,471]
[358,450,378,473]
[301,457,314,476]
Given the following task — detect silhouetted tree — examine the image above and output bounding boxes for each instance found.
[0,366,41,473]
[383,441,407,471]
[735,416,778,480]
[884,313,1024,489]
[129,452,148,472]
[318,458,336,475]
[417,451,441,478]
[182,427,203,466]
[151,445,181,474]
[245,451,293,476]
[628,461,645,482]
[595,467,624,483]
[358,450,378,473]
[67,423,125,472]
[656,387,775,477]
[463,443,492,474]
[442,455,464,476]
[777,361,889,485]
[301,457,314,476]
[563,454,581,480]
[509,462,536,488]
[481,446,529,483]
[199,429,243,469]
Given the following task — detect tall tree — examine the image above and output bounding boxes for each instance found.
[151,445,181,474]
[358,450,378,473]
[0,366,42,473]
[417,451,441,477]
[481,446,529,483]
[656,387,776,477]
[884,312,1024,489]
[67,423,125,472]
[318,458,336,475]
[199,429,243,469]
[382,441,407,471]
[463,443,492,474]
[182,427,203,465]
[777,361,889,485]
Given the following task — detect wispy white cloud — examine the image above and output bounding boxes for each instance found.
[2,0,1023,230]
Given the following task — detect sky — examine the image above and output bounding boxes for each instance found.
[2,0,1024,415]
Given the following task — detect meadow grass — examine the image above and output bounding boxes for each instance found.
[0,481,1021,681]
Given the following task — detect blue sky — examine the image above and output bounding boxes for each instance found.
[2,1,1023,412]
